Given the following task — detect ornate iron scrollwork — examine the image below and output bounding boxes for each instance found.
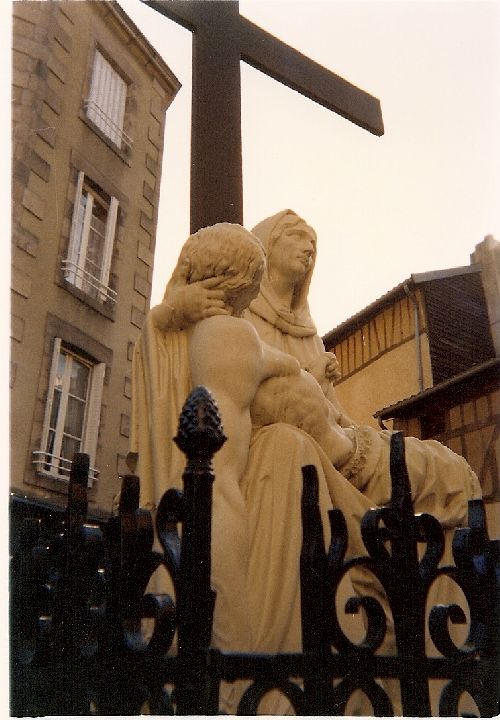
[10,394,499,716]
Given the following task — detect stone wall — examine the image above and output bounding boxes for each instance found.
[11,1,180,513]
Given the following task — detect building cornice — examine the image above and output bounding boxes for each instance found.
[96,1,181,98]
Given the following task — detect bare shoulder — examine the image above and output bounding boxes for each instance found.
[191,315,260,351]
[189,315,265,397]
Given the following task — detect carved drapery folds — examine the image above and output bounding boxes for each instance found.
[10,387,499,716]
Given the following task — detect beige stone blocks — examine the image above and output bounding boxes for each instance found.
[30,152,51,183]
[137,241,154,268]
[120,413,130,438]
[53,24,72,54]
[143,180,155,205]
[147,118,162,149]
[14,227,39,258]
[145,153,158,177]
[11,0,179,511]
[21,187,45,220]
[131,306,146,329]
[134,273,151,299]
[11,268,32,299]
[123,377,132,400]
[11,315,25,343]
[140,211,153,236]
[150,92,164,122]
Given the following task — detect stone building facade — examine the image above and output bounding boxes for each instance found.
[11,1,180,515]
[323,236,500,532]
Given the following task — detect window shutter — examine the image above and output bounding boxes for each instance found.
[103,64,126,146]
[66,171,85,284]
[77,193,94,290]
[82,361,105,485]
[40,338,62,454]
[98,196,118,301]
[88,50,127,147]
[88,51,106,135]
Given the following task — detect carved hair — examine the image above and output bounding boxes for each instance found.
[180,222,265,293]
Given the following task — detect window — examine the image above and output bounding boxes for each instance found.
[84,49,132,151]
[62,171,118,304]
[33,339,105,486]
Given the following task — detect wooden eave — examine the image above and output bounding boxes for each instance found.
[323,264,481,348]
[374,357,500,421]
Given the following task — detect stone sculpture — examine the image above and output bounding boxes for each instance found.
[130,215,481,713]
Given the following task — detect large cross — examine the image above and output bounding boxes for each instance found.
[144,0,384,233]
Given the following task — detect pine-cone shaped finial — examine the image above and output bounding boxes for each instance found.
[174,386,227,461]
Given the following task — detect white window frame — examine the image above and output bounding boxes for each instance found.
[33,339,105,487]
[62,171,118,304]
[84,49,132,151]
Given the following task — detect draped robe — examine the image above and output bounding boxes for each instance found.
[130,210,481,712]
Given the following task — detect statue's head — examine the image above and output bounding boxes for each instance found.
[266,212,316,283]
[180,223,266,315]
[251,210,317,311]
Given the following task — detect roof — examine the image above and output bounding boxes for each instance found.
[108,1,181,95]
[374,356,500,420]
[323,263,481,347]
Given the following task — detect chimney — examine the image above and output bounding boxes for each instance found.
[471,235,500,357]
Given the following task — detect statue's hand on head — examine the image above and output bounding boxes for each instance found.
[167,276,228,326]
[304,351,341,388]
[152,259,229,330]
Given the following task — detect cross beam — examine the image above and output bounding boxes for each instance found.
[144,0,384,232]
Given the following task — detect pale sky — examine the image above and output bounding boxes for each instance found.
[116,0,500,336]
[7,0,500,337]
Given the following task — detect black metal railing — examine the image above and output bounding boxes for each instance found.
[10,386,500,715]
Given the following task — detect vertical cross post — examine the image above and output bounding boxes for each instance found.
[191,2,243,230]
[143,0,384,232]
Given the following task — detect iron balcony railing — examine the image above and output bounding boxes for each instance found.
[83,99,133,152]
[32,449,99,486]
[62,258,117,304]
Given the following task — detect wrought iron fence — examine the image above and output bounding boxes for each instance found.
[10,386,500,715]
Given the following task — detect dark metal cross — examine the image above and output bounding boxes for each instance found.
[144,0,384,233]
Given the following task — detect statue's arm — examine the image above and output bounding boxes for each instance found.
[260,341,301,379]
[150,275,228,331]
[305,349,357,427]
